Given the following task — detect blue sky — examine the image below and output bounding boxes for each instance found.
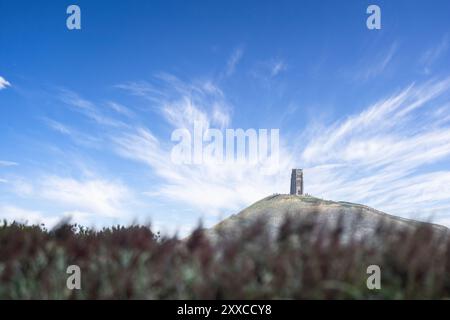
[1,0,450,235]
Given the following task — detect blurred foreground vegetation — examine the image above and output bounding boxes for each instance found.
[0,214,449,299]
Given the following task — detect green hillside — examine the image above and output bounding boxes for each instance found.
[210,194,448,239]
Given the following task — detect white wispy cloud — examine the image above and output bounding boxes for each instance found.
[225,48,243,77]
[43,117,102,147]
[9,175,133,219]
[0,204,93,228]
[0,160,18,167]
[270,60,287,77]
[420,34,449,74]
[0,76,11,90]
[0,205,60,227]
[43,118,72,135]
[106,101,135,118]
[114,75,289,215]
[11,178,34,196]
[115,81,164,99]
[118,75,231,129]
[357,42,397,80]
[59,89,127,128]
[250,59,288,85]
[39,176,132,218]
[300,78,450,223]
[115,125,291,215]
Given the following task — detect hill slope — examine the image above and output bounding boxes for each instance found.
[208,194,448,239]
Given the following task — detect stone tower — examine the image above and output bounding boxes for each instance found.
[290,169,303,195]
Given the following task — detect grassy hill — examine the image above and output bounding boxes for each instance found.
[209,194,448,239]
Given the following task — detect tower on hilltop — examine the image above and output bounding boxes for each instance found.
[290,169,303,195]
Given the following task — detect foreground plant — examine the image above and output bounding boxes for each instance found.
[0,213,448,299]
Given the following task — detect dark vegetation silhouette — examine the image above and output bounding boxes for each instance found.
[0,211,449,299]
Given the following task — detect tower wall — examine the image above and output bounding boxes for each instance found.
[290,169,303,195]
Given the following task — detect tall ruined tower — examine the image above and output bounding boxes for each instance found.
[290,169,303,195]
